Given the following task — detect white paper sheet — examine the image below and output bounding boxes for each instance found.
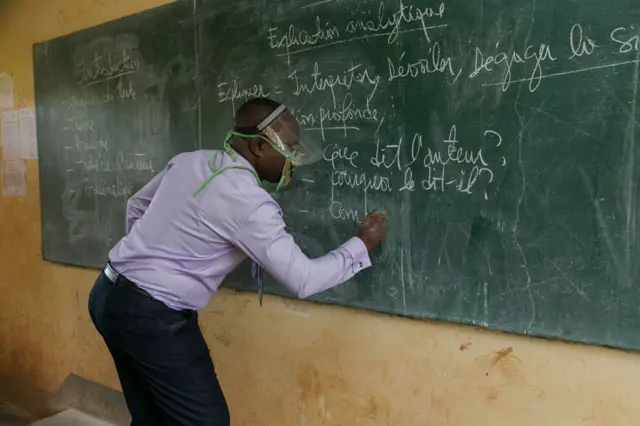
[19,107,38,159]
[2,159,26,196]
[0,73,13,109]
[1,111,20,160]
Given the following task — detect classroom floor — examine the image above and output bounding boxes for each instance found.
[0,404,117,426]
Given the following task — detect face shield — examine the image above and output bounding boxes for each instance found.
[237,104,322,167]
[232,103,322,191]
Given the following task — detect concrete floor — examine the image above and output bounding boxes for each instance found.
[0,402,34,426]
[29,409,117,426]
[0,404,116,426]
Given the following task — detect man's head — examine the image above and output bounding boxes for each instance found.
[230,98,301,184]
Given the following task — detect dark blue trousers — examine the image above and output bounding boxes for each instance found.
[88,272,230,426]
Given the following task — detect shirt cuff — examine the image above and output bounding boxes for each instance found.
[341,237,372,273]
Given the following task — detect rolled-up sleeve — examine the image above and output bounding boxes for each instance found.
[232,199,371,299]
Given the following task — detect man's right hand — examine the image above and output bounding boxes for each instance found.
[356,209,387,251]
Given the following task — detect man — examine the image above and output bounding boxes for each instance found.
[88,97,387,426]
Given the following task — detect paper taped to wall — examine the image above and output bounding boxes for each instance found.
[0,73,14,109]
[2,159,26,196]
[1,111,20,160]
[19,107,38,159]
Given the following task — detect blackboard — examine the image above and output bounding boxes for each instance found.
[35,0,640,350]
[34,1,198,267]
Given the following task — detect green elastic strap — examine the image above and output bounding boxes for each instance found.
[232,131,298,159]
[192,134,262,197]
[226,132,295,194]
[273,166,288,193]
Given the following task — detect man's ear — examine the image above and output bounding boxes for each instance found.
[248,137,265,157]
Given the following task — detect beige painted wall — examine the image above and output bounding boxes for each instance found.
[0,0,638,424]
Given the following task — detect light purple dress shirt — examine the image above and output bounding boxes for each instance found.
[108,150,371,311]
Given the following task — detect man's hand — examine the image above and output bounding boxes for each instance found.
[356,209,387,251]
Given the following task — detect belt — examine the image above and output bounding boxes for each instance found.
[103,262,154,300]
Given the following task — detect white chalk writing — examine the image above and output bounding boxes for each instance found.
[289,62,380,106]
[345,0,445,43]
[387,43,461,83]
[469,42,557,92]
[77,49,140,87]
[217,79,279,111]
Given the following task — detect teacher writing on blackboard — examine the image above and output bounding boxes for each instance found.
[87,97,387,426]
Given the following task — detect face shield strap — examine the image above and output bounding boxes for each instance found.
[234,104,294,155]
[257,104,287,131]
[233,103,287,135]
[229,130,295,159]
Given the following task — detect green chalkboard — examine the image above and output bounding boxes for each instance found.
[34,1,198,267]
[35,0,640,350]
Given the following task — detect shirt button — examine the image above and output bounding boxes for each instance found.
[357,262,363,269]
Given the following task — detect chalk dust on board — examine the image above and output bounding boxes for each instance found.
[18,107,38,159]
[0,73,13,109]
[2,159,26,196]
[1,111,20,160]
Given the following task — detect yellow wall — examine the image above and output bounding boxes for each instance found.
[1,1,639,425]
